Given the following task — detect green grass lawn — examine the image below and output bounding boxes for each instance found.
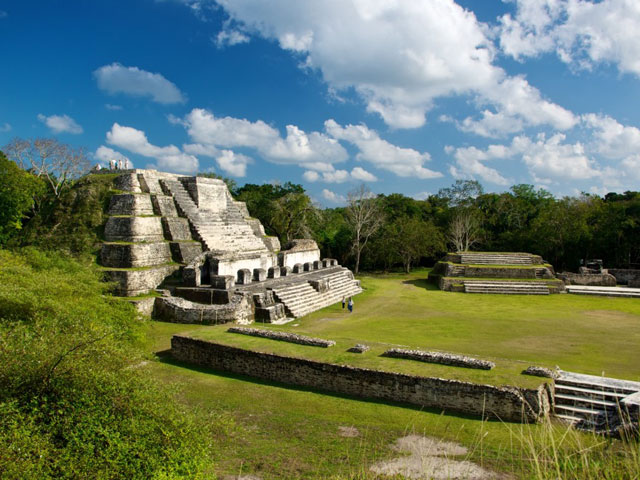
[143,268,640,479]
[174,268,640,388]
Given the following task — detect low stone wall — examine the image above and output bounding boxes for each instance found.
[558,272,617,286]
[227,327,336,347]
[608,269,640,286]
[171,336,550,423]
[155,293,253,324]
[383,348,495,370]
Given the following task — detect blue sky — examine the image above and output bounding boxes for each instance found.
[1,0,640,205]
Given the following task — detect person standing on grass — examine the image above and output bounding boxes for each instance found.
[348,297,353,313]
[342,297,346,309]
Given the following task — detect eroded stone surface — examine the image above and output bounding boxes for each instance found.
[104,216,164,242]
[101,242,171,268]
[108,194,154,216]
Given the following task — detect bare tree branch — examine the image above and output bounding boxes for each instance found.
[345,184,385,274]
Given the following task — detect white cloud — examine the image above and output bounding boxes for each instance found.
[94,63,186,104]
[183,142,251,177]
[447,132,601,185]
[498,0,640,77]
[95,146,132,167]
[0,122,11,132]
[37,113,83,134]
[303,170,320,182]
[179,108,348,169]
[325,119,442,179]
[413,191,432,200]
[582,114,640,160]
[211,0,575,133]
[106,123,198,173]
[321,188,346,204]
[303,165,378,183]
[215,21,250,48]
[350,166,377,182]
[105,103,123,111]
[447,144,511,185]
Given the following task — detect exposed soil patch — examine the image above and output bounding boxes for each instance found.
[370,435,498,479]
[338,425,360,437]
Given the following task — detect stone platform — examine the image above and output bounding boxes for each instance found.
[428,252,565,294]
[564,285,640,298]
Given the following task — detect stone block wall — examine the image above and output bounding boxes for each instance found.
[171,336,550,423]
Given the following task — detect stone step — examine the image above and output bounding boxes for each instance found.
[554,384,630,399]
[555,393,617,408]
[554,404,605,417]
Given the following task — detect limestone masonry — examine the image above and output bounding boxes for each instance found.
[100,169,361,323]
[171,335,551,423]
[428,252,565,294]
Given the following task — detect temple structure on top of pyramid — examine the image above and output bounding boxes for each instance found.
[99,169,361,324]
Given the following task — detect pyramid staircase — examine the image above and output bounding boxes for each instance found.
[463,280,549,295]
[460,253,534,265]
[161,179,268,256]
[554,370,640,431]
[270,268,362,319]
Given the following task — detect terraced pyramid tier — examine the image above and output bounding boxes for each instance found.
[428,251,564,294]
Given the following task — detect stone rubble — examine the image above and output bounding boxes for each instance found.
[227,326,336,347]
[383,348,495,370]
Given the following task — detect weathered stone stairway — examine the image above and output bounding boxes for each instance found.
[464,280,550,295]
[161,179,268,255]
[270,268,362,318]
[554,370,640,432]
[460,253,535,265]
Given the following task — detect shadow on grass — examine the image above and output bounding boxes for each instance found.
[403,278,440,291]
[155,349,508,425]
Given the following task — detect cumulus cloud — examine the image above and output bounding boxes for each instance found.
[303,166,378,183]
[95,146,132,167]
[447,144,511,185]
[37,113,83,134]
[183,142,251,177]
[210,0,575,134]
[447,132,601,185]
[94,63,186,104]
[178,108,348,169]
[106,123,198,173]
[0,122,11,132]
[325,119,442,179]
[497,0,640,77]
[582,113,640,160]
[350,166,377,182]
[321,188,346,204]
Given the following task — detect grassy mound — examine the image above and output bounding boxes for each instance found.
[0,248,214,479]
[15,174,119,258]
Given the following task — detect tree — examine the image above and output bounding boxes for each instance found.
[345,185,385,274]
[390,217,445,273]
[3,138,89,197]
[437,179,484,207]
[448,208,482,252]
[0,151,45,245]
[270,191,319,244]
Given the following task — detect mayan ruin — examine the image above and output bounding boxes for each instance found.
[100,169,362,323]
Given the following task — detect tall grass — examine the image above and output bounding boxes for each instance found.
[503,417,639,479]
